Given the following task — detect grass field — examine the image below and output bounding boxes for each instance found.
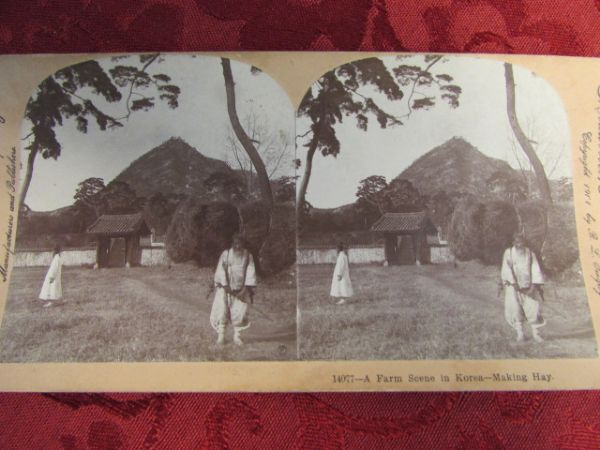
[0,264,296,362]
[298,262,598,360]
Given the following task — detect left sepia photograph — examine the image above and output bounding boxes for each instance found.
[0,54,297,362]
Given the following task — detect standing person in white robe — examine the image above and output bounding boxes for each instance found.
[39,245,63,307]
[501,234,545,342]
[210,234,257,345]
[330,242,353,305]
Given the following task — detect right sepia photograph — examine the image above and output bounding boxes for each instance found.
[296,55,598,361]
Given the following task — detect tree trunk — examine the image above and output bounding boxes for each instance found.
[19,148,38,210]
[296,138,317,210]
[221,58,273,210]
[504,63,553,205]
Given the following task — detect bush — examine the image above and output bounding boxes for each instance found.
[542,203,580,277]
[166,199,295,275]
[516,200,547,254]
[239,201,271,258]
[257,204,296,275]
[448,197,519,264]
[239,201,296,275]
[301,205,365,235]
[447,195,580,276]
[448,196,484,261]
[481,201,519,264]
[17,206,87,239]
[15,233,94,251]
[166,199,240,266]
[515,200,581,277]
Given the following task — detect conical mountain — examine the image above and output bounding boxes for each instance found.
[395,136,517,197]
[113,137,235,198]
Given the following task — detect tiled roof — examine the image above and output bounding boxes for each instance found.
[370,212,428,232]
[87,213,150,236]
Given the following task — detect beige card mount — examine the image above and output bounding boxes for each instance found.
[0,52,598,392]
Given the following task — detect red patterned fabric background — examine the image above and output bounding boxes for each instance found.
[1,0,600,448]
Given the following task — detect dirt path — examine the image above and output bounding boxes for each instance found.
[122,270,212,313]
[427,266,597,339]
[121,270,296,352]
[0,267,296,362]
[298,264,598,360]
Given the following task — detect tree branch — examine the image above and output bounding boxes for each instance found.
[296,129,312,139]
[61,85,124,128]
[504,62,552,205]
[121,53,160,121]
[399,55,443,120]
[267,137,290,179]
[221,58,273,208]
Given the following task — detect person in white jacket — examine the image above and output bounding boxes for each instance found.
[210,234,257,346]
[330,242,353,305]
[39,245,63,307]
[501,234,545,342]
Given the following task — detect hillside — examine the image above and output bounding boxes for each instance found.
[302,136,575,237]
[18,137,242,245]
[395,136,516,198]
[308,137,519,219]
[114,137,236,199]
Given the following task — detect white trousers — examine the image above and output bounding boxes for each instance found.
[210,287,250,334]
[504,285,545,330]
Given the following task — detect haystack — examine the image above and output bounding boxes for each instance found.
[166,199,240,266]
[481,201,519,264]
[448,196,484,261]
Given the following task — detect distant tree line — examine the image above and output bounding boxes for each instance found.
[301,167,576,277]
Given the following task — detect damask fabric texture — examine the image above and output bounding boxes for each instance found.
[1,0,600,449]
[1,392,600,448]
[0,0,599,55]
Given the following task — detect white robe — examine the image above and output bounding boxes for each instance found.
[209,249,257,331]
[39,254,62,301]
[330,251,353,298]
[501,246,545,329]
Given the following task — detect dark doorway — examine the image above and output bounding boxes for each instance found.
[384,234,399,265]
[397,235,415,265]
[96,237,110,268]
[108,237,127,267]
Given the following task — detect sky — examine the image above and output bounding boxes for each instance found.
[21,55,572,212]
[22,54,295,211]
[298,55,572,209]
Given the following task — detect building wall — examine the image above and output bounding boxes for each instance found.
[16,246,447,267]
[298,245,453,265]
[14,247,171,267]
[430,245,454,264]
[297,246,385,265]
[13,249,96,267]
[140,248,171,266]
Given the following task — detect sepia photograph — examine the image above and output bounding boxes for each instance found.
[0,54,297,362]
[0,51,598,392]
[296,55,598,360]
